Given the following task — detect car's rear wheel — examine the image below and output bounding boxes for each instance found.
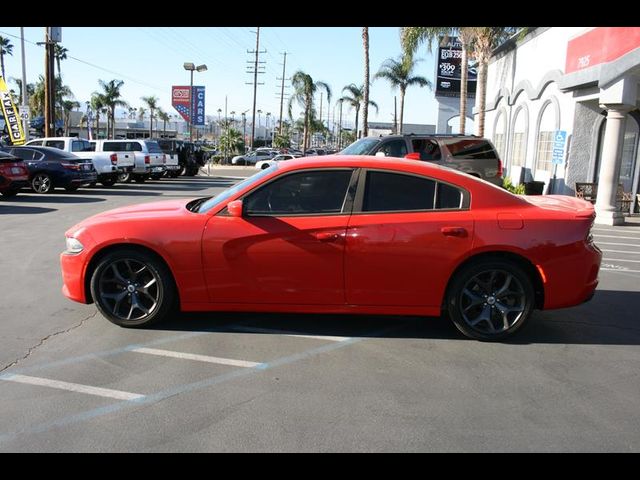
[446,259,534,341]
[117,172,131,183]
[101,177,117,187]
[32,173,54,193]
[1,188,19,198]
[90,249,176,328]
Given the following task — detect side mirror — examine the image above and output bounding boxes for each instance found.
[404,152,421,160]
[227,199,243,217]
[374,151,386,157]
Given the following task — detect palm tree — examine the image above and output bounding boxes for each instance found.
[0,36,13,79]
[288,70,331,153]
[141,95,159,138]
[10,77,34,105]
[138,107,147,122]
[340,84,378,139]
[157,108,170,138]
[128,106,137,120]
[374,54,431,134]
[466,27,517,136]
[53,44,68,78]
[62,100,80,136]
[98,79,128,138]
[362,27,370,138]
[218,127,244,160]
[90,92,106,139]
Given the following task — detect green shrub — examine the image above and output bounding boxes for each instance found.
[503,177,525,195]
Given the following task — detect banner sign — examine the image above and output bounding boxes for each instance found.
[0,77,26,145]
[192,86,205,126]
[172,85,192,122]
[435,36,477,98]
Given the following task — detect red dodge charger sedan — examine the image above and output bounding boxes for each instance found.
[60,156,601,341]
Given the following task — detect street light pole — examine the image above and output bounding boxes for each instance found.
[183,62,207,143]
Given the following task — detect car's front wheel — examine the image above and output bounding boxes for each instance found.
[90,249,176,327]
[446,259,534,341]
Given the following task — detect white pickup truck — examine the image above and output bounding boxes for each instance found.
[91,139,167,182]
[25,137,134,186]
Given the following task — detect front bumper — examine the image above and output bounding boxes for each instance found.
[60,250,89,304]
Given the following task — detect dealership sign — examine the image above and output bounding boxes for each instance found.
[565,27,640,74]
[435,36,477,98]
[172,85,205,125]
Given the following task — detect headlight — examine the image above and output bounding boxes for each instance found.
[65,237,84,254]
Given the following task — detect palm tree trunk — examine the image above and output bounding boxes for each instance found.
[459,44,468,135]
[362,27,370,138]
[163,120,167,137]
[95,110,100,139]
[399,88,406,135]
[149,110,153,138]
[1,53,5,79]
[476,59,488,137]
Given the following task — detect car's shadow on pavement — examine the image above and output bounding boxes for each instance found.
[5,194,106,204]
[0,204,58,214]
[146,289,640,346]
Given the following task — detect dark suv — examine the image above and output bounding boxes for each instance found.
[339,134,503,186]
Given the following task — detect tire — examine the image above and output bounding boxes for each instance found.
[31,173,54,194]
[117,172,131,183]
[65,185,79,192]
[90,248,176,328]
[101,177,117,187]
[446,259,534,341]
[0,188,19,198]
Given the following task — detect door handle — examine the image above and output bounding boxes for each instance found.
[314,232,342,242]
[441,226,467,237]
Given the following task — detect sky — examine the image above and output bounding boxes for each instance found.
[0,27,441,130]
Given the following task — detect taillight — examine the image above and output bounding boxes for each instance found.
[110,153,118,165]
[497,159,504,177]
[144,155,150,164]
[61,162,80,171]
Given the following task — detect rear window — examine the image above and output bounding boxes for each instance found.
[157,140,173,153]
[442,139,498,160]
[340,137,380,155]
[144,141,164,154]
[45,140,65,150]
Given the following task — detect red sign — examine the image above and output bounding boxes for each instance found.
[172,86,192,122]
[565,27,640,74]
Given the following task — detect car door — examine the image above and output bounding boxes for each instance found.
[345,169,474,308]
[202,168,358,305]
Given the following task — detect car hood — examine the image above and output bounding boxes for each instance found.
[523,195,595,218]
[70,199,195,231]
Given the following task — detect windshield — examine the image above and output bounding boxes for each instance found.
[340,137,380,155]
[197,166,275,213]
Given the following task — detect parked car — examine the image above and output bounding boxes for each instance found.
[339,134,504,186]
[60,155,601,341]
[25,137,133,187]
[231,149,275,165]
[255,154,302,170]
[7,146,96,193]
[155,139,185,178]
[90,139,165,182]
[0,150,29,198]
[305,148,326,156]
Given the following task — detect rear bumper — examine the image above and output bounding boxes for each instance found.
[150,166,166,174]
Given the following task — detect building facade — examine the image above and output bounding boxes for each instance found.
[483,27,640,224]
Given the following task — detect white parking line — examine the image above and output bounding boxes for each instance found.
[596,242,640,247]
[231,325,351,342]
[603,257,640,263]
[593,228,640,234]
[594,234,640,240]
[601,267,640,274]
[132,347,262,368]
[0,374,145,401]
[601,249,640,255]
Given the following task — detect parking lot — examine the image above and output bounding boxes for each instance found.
[1,172,640,452]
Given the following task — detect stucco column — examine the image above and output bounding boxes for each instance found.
[594,106,630,226]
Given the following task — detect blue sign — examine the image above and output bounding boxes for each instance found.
[552,130,567,165]
[192,86,205,126]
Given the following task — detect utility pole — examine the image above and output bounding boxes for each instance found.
[277,51,288,136]
[246,27,266,151]
[41,28,58,137]
[338,99,343,150]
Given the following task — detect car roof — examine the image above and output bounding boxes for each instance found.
[27,137,81,142]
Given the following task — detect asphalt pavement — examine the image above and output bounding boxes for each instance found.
[1,172,639,452]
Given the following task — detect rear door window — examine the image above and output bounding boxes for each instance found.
[412,139,442,160]
[102,142,124,152]
[363,171,435,212]
[442,139,498,159]
[144,141,164,154]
